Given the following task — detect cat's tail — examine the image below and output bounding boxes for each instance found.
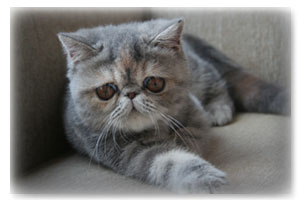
[183,34,290,115]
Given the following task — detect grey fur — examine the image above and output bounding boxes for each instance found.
[58,18,288,193]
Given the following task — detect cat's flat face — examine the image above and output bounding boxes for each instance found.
[59,19,189,132]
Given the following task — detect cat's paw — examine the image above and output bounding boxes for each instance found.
[175,162,227,194]
[207,104,233,126]
[149,149,227,194]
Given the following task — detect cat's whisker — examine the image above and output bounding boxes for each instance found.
[97,122,112,157]
[134,100,157,114]
[109,102,135,151]
[159,112,199,149]
[135,100,192,144]
[159,113,190,147]
[102,122,113,158]
[165,114,199,149]
[167,115,199,144]
[90,116,113,166]
[93,106,126,156]
[134,99,198,149]
[116,120,129,142]
[149,114,159,137]
[163,120,189,148]
[166,114,195,137]
[132,100,161,137]
[111,120,122,151]
[97,113,119,157]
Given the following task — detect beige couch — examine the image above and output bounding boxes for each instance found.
[11,8,291,194]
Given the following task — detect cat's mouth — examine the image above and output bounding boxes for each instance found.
[124,104,156,132]
[130,100,143,114]
[131,105,138,113]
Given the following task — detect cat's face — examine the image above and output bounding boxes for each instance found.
[59,19,189,132]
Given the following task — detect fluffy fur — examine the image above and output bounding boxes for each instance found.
[58,18,289,193]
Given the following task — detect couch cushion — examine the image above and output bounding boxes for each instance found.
[207,113,290,193]
[13,154,169,194]
[13,114,290,194]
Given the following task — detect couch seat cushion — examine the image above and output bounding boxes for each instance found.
[13,113,290,194]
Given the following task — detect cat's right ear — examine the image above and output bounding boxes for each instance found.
[57,33,97,64]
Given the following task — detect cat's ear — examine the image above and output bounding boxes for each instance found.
[151,19,184,51]
[57,33,97,64]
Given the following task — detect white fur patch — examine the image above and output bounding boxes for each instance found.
[124,113,155,132]
[122,94,160,132]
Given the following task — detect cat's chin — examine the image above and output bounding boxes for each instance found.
[123,110,156,132]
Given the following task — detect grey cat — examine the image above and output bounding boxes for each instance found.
[58,18,289,193]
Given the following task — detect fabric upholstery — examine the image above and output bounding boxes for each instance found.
[13,114,290,194]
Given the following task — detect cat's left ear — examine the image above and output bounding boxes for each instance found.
[151,19,184,51]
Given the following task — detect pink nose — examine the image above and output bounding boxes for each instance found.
[127,92,137,99]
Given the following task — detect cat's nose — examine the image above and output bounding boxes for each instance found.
[127,92,138,100]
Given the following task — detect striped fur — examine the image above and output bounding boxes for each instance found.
[148,149,226,193]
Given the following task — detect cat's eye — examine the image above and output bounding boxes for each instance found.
[143,77,165,93]
[96,83,118,101]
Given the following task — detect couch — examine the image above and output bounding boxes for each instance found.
[11,8,291,194]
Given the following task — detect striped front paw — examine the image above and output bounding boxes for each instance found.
[149,149,227,193]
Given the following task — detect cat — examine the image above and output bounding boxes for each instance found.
[57,18,289,193]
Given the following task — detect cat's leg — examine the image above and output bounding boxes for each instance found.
[148,148,226,193]
[189,88,234,126]
[186,49,235,126]
[183,34,290,116]
[204,92,234,126]
[119,141,226,193]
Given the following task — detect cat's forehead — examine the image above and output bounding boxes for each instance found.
[71,18,184,81]
[74,19,179,63]
[94,31,143,66]
[77,43,149,86]
[116,41,144,66]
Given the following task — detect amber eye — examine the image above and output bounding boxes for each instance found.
[95,83,118,101]
[143,77,165,93]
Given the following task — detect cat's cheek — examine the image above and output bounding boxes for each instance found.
[91,95,119,113]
